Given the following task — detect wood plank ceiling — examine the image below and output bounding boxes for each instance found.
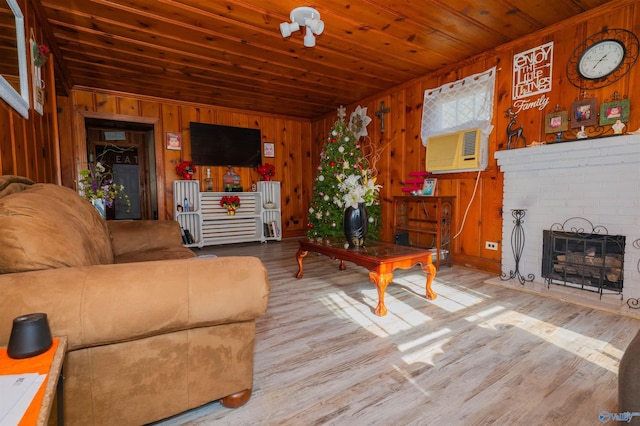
[38,0,614,119]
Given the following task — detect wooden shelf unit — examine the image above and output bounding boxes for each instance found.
[257,181,282,241]
[393,196,454,270]
[173,180,203,248]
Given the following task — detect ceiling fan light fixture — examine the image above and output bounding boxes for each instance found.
[280,6,324,46]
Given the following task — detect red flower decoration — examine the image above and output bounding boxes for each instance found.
[38,45,50,57]
[257,163,275,181]
[176,160,196,180]
[220,195,241,208]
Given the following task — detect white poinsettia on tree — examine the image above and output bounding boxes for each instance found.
[348,105,372,139]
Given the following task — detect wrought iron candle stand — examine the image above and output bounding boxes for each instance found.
[501,209,535,285]
[627,238,640,309]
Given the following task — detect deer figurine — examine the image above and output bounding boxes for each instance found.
[505,107,526,150]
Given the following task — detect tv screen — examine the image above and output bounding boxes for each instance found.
[190,122,261,167]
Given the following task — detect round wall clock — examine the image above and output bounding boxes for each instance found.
[566,28,639,89]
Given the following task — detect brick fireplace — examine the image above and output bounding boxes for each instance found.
[494,134,640,310]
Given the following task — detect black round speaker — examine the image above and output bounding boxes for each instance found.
[7,313,53,359]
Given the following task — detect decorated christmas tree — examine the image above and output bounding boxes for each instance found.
[307,106,381,241]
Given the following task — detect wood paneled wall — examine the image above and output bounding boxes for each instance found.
[310,2,640,273]
[1,0,638,274]
[58,88,313,237]
[0,0,59,183]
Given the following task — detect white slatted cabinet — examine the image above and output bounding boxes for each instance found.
[200,192,264,245]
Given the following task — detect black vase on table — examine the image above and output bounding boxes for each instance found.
[343,203,368,248]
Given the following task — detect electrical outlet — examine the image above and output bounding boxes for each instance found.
[485,241,498,251]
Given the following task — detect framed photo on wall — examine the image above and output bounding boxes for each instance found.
[570,98,597,128]
[166,132,182,151]
[264,142,275,158]
[599,99,630,126]
[544,110,568,134]
[423,178,437,196]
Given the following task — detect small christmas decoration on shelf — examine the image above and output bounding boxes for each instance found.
[223,166,242,191]
[220,195,241,215]
[401,171,430,195]
[505,107,526,149]
[176,160,196,180]
[257,163,276,181]
[576,126,588,139]
[612,119,626,134]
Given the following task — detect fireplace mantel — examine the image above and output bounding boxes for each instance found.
[496,134,640,172]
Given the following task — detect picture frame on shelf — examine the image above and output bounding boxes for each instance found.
[263,142,275,158]
[166,132,182,151]
[570,98,597,128]
[422,178,437,196]
[599,98,630,126]
[544,110,568,133]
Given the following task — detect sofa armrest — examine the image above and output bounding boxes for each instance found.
[108,220,185,257]
[0,256,270,351]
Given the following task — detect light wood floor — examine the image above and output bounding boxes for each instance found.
[155,238,640,426]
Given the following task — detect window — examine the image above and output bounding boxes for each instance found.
[421,66,496,146]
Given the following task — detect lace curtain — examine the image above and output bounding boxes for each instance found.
[420,66,496,146]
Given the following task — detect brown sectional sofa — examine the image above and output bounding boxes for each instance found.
[0,176,270,425]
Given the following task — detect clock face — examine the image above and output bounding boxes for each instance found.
[577,40,625,80]
[566,29,639,89]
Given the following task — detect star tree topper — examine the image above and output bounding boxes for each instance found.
[337,105,347,122]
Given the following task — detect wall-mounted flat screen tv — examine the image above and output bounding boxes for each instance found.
[190,122,261,167]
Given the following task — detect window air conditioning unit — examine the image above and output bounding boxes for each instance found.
[425,129,487,174]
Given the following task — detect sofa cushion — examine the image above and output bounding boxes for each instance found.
[0,183,114,273]
[0,175,35,198]
[108,220,196,262]
[114,247,196,264]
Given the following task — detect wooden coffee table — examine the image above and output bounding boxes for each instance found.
[295,238,437,316]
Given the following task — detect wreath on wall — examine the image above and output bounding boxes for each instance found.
[33,43,49,67]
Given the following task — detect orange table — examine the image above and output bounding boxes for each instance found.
[295,238,437,316]
[0,337,67,425]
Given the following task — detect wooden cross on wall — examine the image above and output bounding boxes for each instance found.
[375,101,390,134]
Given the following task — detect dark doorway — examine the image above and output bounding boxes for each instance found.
[85,118,157,220]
